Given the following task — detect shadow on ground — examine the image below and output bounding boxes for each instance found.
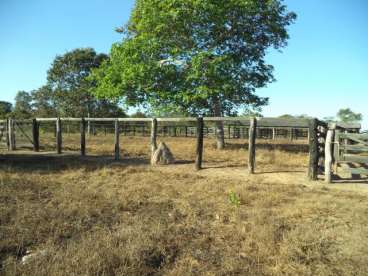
[211,142,309,153]
[0,153,150,173]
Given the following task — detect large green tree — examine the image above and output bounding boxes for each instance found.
[91,0,296,148]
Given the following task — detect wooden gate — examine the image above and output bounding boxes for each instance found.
[325,128,368,182]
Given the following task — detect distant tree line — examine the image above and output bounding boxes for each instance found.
[278,110,363,124]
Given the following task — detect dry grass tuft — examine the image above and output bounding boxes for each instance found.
[1,135,368,275]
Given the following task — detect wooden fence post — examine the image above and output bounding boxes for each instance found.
[151,119,158,162]
[333,129,340,173]
[308,118,318,180]
[12,119,16,150]
[290,128,293,141]
[6,118,10,150]
[114,119,120,160]
[81,118,86,156]
[324,129,334,183]
[8,118,16,151]
[56,118,62,154]
[32,119,40,152]
[195,117,204,170]
[248,117,257,174]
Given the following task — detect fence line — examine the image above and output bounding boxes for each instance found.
[0,117,361,181]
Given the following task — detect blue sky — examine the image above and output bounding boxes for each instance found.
[0,0,367,128]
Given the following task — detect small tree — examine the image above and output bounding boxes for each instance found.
[0,101,13,119]
[337,108,362,123]
[13,91,33,119]
[31,85,58,118]
[47,48,107,117]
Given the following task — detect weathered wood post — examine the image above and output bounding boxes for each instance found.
[248,117,257,174]
[308,118,318,180]
[6,118,10,150]
[150,118,158,163]
[81,118,86,156]
[324,129,335,183]
[12,119,16,150]
[290,128,294,141]
[114,119,120,160]
[272,128,276,140]
[56,118,62,154]
[32,119,40,152]
[333,129,340,173]
[8,118,15,151]
[195,117,204,170]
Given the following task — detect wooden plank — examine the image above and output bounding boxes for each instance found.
[81,118,86,156]
[114,119,120,160]
[36,118,58,122]
[5,118,10,150]
[345,168,368,176]
[8,118,16,151]
[7,118,12,151]
[88,118,116,122]
[195,117,204,170]
[308,118,319,180]
[119,118,152,122]
[339,133,368,140]
[150,118,158,164]
[61,118,82,122]
[248,117,257,174]
[341,154,368,163]
[339,145,368,153]
[32,119,40,152]
[259,117,310,128]
[10,119,33,123]
[324,130,334,183]
[334,122,361,130]
[333,130,340,173]
[334,130,340,162]
[56,118,62,154]
[158,117,197,122]
[33,117,311,128]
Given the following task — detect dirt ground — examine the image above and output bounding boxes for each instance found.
[1,136,368,275]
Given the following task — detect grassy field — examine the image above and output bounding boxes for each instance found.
[1,135,368,275]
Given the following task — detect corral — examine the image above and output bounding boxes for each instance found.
[1,117,367,275]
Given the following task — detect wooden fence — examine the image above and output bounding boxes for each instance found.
[0,117,361,181]
[325,124,368,183]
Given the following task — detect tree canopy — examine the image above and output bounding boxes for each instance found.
[0,101,12,119]
[91,0,296,117]
[47,48,121,117]
[13,91,33,119]
[337,108,362,123]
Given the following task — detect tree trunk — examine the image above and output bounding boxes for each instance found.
[213,98,225,149]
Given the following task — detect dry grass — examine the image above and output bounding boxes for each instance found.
[1,135,368,275]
